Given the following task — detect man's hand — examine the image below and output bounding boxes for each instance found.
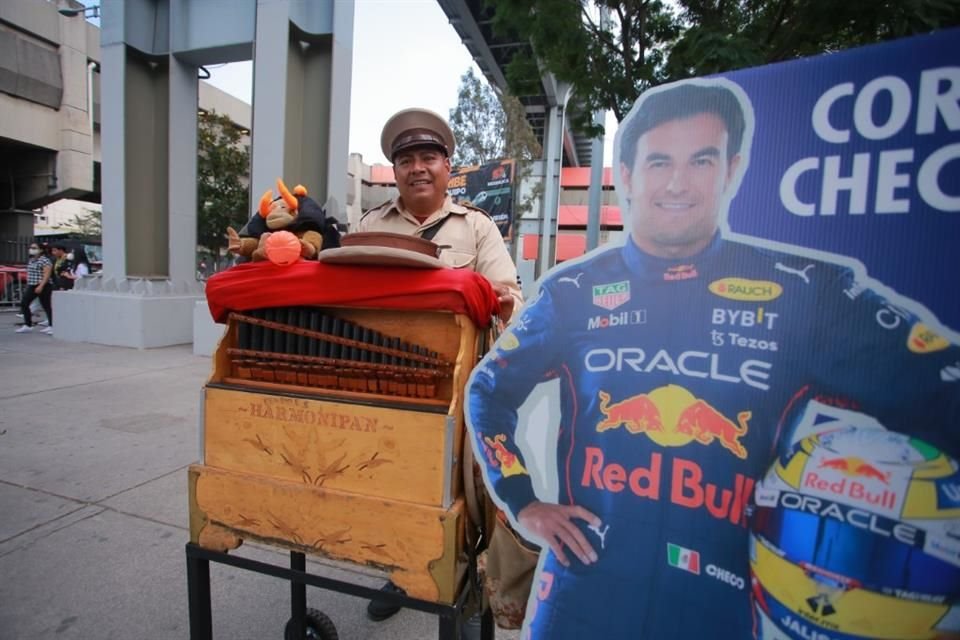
[493,283,515,322]
[517,501,601,567]
[34,285,43,294]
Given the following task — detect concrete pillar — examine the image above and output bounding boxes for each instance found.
[59,0,354,349]
[249,2,290,191]
[251,0,352,214]
[57,11,95,198]
[98,40,127,280]
[586,109,606,252]
[124,54,169,278]
[168,55,199,285]
[537,91,569,280]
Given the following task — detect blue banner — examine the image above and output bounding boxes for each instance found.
[719,29,959,327]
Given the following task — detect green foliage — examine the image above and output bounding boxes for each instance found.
[450,68,507,167]
[449,68,544,226]
[486,0,960,134]
[500,93,544,220]
[65,207,102,236]
[197,110,250,258]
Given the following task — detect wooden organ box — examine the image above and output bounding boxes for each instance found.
[188,262,498,606]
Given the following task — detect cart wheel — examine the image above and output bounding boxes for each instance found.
[284,608,338,640]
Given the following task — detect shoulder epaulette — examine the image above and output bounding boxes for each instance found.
[360,199,395,221]
[461,202,492,218]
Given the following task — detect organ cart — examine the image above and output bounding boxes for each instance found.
[185,256,500,639]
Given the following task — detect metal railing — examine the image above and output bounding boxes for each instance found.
[0,267,27,308]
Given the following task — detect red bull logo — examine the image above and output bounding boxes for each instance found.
[663,264,698,281]
[597,391,664,433]
[678,401,750,459]
[805,457,897,510]
[483,433,528,477]
[818,457,890,484]
[595,385,749,459]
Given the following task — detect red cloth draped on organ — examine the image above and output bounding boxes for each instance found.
[205,261,500,328]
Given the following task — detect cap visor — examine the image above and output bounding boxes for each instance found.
[317,246,447,269]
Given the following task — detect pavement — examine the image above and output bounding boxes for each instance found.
[0,308,521,640]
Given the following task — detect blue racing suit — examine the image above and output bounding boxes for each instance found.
[466,233,960,639]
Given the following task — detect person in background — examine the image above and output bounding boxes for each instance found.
[61,246,91,285]
[51,244,74,291]
[17,242,53,334]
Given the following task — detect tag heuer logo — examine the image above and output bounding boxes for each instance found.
[592,281,630,310]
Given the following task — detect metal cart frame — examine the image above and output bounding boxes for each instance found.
[185,543,495,639]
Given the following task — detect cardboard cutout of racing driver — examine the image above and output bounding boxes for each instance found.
[465,68,960,639]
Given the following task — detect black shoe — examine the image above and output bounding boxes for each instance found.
[461,612,482,640]
[367,581,405,622]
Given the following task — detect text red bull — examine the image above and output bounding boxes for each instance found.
[581,447,755,526]
[806,458,898,510]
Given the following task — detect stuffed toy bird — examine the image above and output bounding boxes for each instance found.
[226,178,341,265]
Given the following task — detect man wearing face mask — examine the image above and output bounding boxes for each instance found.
[17,242,53,334]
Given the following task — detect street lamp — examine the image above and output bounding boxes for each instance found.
[58,5,100,19]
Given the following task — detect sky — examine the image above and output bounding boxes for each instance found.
[201,0,617,167]
[72,0,615,166]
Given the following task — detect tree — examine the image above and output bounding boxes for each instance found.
[64,207,101,236]
[449,68,507,167]
[197,110,250,261]
[448,68,544,229]
[486,0,960,134]
[500,93,544,221]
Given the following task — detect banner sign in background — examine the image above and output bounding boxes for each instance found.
[720,29,959,328]
[448,159,516,238]
[465,29,960,640]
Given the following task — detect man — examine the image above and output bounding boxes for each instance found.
[360,107,523,622]
[466,80,960,638]
[357,108,522,324]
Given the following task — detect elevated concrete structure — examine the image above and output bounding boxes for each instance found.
[0,1,253,247]
[52,0,354,349]
[0,0,102,233]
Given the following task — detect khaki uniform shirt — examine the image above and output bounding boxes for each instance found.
[358,195,523,319]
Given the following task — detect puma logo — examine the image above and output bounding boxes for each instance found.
[775,262,815,284]
[588,522,610,550]
[558,273,584,288]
